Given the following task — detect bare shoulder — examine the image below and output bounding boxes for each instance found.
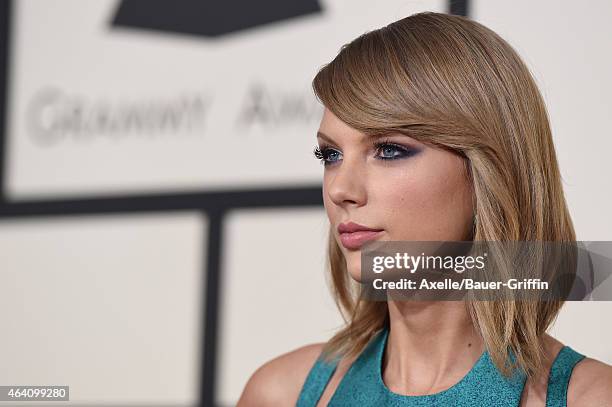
[521,335,612,406]
[530,335,612,406]
[567,355,612,406]
[236,342,326,407]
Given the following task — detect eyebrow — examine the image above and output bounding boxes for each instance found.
[316,131,335,144]
[316,131,391,145]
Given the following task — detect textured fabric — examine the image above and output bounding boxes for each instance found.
[545,346,586,407]
[296,326,585,406]
[296,352,340,406]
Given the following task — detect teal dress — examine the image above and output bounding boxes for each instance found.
[296,326,585,406]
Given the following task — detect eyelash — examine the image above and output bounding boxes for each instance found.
[313,139,416,166]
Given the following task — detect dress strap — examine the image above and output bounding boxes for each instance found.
[545,346,586,407]
[296,351,340,407]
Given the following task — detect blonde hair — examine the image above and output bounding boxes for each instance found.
[313,11,575,379]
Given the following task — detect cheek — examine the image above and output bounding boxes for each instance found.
[372,154,473,241]
[322,179,334,218]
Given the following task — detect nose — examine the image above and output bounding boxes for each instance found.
[325,157,367,207]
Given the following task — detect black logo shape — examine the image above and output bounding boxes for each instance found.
[112,0,322,37]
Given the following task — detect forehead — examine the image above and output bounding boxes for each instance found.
[317,108,425,148]
[317,108,369,142]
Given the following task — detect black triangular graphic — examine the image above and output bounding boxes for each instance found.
[112,0,322,37]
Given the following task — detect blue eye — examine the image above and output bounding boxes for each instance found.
[313,145,342,166]
[374,142,417,160]
[313,140,418,166]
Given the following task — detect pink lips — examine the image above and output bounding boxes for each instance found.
[337,221,384,250]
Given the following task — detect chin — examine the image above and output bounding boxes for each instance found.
[346,262,363,282]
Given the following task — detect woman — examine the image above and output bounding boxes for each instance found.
[237,11,612,406]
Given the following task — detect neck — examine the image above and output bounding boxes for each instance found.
[383,300,485,395]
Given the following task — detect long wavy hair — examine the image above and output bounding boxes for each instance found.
[313,11,575,379]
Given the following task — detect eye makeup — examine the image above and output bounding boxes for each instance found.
[313,144,342,165]
[313,137,420,166]
[372,137,420,161]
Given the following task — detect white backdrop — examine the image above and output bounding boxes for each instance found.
[0,1,610,406]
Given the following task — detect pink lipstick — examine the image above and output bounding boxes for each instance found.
[337,221,384,250]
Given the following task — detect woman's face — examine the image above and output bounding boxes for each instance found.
[317,108,474,281]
